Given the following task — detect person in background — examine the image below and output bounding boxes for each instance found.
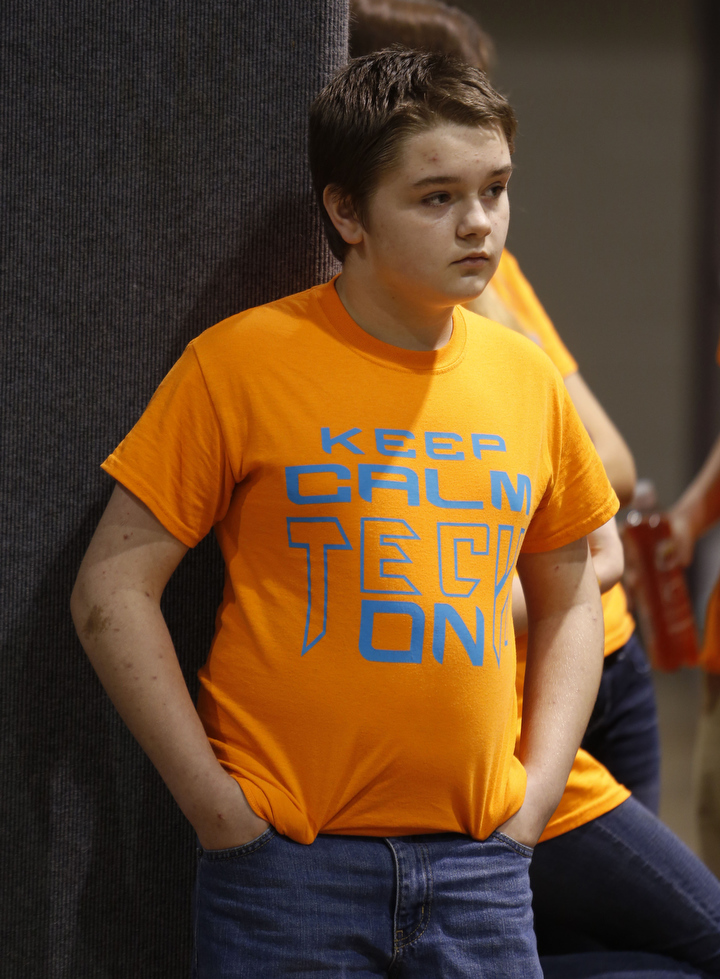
[473,251,660,810]
[477,241,720,972]
[669,422,720,876]
[351,2,720,976]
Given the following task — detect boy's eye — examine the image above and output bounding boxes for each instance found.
[422,192,451,206]
[484,183,507,200]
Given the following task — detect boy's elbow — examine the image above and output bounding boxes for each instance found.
[612,473,636,510]
[70,573,90,640]
[593,541,624,594]
[602,551,624,593]
[70,567,106,647]
[606,450,637,508]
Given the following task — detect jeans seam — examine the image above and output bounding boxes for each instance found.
[386,839,402,974]
[386,840,434,973]
[491,831,534,858]
[395,843,433,949]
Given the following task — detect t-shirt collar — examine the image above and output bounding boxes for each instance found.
[314,275,467,374]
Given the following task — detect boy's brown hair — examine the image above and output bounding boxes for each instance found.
[308,47,516,261]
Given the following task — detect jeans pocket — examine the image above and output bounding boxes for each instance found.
[490,831,534,858]
[199,826,277,860]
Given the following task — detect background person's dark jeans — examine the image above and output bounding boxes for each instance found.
[541,950,712,978]
[531,797,720,975]
[581,631,661,814]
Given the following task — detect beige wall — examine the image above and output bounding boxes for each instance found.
[457,0,700,507]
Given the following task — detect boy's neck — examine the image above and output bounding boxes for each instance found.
[334,268,455,352]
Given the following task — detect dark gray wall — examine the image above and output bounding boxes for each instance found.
[1,2,346,976]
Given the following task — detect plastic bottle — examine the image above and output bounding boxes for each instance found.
[621,479,699,671]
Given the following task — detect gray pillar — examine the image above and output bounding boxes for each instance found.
[0,2,347,975]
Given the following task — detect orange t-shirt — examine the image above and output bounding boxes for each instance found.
[490,251,578,378]
[103,279,617,844]
[491,250,635,658]
[491,252,631,838]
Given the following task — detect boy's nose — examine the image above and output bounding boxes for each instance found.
[458,200,492,238]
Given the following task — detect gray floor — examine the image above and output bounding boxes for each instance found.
[654,666,702,854]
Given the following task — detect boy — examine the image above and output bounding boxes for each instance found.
[71,50,616,977]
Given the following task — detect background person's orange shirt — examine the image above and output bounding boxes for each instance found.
[490,251,631,839]
[492,250,635,657]
[103,279,617,844]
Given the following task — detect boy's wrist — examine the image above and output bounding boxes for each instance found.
[496,773,557,848]
[190,773,269,850]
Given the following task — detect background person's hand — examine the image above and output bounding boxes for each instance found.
[667,507,697,569]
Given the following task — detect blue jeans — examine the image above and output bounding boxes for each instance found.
[581,632,661,814]
[192,828,541,978]
[530,797,720,976]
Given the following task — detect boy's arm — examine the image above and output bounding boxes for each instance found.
[511,516,623,637]
[564,372,636,507]
[70,483,269,849]
[669,431,720,567]
[500,534,604,847]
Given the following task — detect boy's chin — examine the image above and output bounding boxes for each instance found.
[452,279,492,303]
[452,267,495,298]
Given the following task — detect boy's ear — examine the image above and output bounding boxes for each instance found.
[322,186,365,246]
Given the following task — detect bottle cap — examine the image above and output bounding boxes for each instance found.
[631,478,658,511]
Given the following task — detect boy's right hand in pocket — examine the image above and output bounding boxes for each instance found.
[194,773,270,851]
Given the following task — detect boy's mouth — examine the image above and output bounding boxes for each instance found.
[454,252,489,266]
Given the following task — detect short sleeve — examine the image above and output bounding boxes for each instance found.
[101,343,238,547]
[493,251,578,379]
[522,380,618,552]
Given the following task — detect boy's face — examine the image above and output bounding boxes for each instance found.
[355,121,512,311]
